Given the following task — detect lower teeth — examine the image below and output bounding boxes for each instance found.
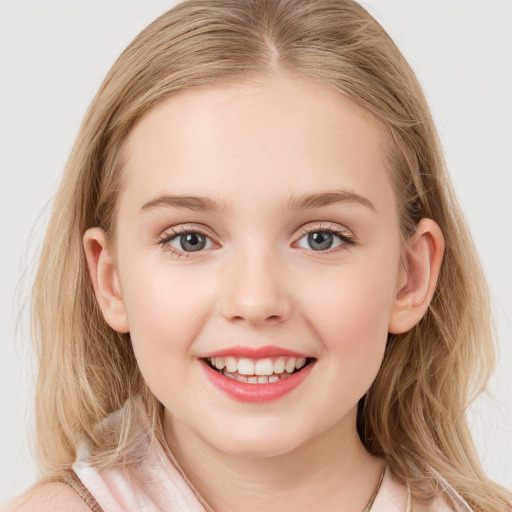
[221,368,293,384]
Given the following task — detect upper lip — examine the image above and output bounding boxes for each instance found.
[199,345,311,359]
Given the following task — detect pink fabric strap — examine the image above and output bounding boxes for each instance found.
[64,472,105,512]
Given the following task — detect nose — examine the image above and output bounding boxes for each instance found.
[219,249,292,327]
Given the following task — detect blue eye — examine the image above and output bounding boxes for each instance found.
[296,229,353,251]
[164,232,214,252]
[159,226,354,256]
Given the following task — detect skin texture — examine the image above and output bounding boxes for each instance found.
[7,483,92,512]
[82,73,444,512]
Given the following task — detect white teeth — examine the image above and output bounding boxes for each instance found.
[273,358,286,374]
[208,355,311,382]
[238,358,255,375]
[225,356,238,373]
[285,358,296,373]
[255,358,274,376]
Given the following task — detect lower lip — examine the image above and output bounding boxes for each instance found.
[202,360,314,403]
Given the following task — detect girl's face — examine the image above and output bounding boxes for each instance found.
[104,74,407,457]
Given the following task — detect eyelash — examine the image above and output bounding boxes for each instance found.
[295,223,356,251]
[158,226,216,260]
[157,223,356,259]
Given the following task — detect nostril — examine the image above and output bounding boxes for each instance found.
[229,313,284,325]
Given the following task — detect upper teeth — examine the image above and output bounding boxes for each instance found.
[208,356,307,376]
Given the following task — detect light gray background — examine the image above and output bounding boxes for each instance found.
[1,0,511,505]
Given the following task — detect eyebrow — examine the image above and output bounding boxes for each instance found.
[140,194,229,214]
[287,190,376,212]
[140,189,376,214]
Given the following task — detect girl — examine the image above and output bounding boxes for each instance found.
[9,0,512,510]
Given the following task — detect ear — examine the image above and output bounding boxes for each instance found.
[388,218,445,334]
[83,227,130,333]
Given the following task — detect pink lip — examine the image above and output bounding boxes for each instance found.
[199,345,309,359]
[201,359,315,403]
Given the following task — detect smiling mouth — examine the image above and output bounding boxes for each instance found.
[204,356,316,384]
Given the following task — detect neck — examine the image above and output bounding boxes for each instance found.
[163,409,385,512]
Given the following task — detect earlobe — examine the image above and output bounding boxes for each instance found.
[388,218,445,334]
[83,227,130,333]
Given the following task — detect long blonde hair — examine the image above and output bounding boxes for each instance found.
[32,0,511,509]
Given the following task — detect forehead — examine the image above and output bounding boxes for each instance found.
[118,74,395,216]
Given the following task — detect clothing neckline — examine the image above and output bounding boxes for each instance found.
[71,399,470,512]
[158,424,389,512]
[363,462,388,512]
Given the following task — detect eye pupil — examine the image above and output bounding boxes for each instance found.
[308,231,333,251]
[180,233,206,252]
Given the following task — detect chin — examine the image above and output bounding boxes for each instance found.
[216,436,299,459]
[203,419,310,459]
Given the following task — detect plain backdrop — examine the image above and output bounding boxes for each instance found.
[1,0,511,505]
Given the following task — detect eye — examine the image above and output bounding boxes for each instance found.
[171,232,212,252]
[295,226,355,252]
[159,228,215,255]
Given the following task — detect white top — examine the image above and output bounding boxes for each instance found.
[72,403,472,512]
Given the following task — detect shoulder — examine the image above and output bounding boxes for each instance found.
[5,482,92,512]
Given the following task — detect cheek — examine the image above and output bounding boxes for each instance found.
[300,258,398,369]
[118,263,213,373]
[120,270,217,411]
